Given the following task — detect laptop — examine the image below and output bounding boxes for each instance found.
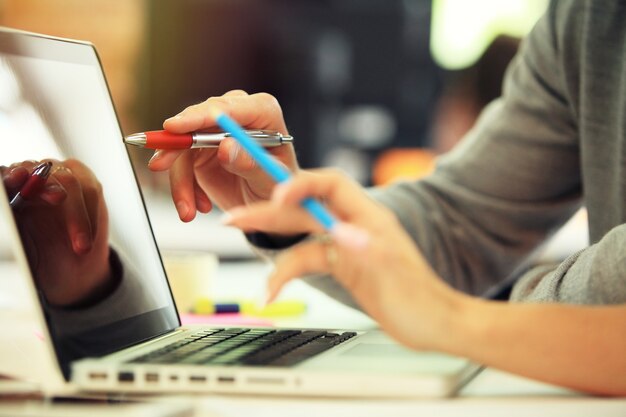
[0,27,480,398]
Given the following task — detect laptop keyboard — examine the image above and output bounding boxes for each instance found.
[129,328,357,367]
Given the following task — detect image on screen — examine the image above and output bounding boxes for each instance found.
[0,30,178,378]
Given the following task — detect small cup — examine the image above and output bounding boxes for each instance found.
[162,251,218,313]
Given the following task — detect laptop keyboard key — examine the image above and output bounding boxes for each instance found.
[128,328,357,367]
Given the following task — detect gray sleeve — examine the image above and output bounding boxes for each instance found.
[304,2,584,303]
[511,223,626,304]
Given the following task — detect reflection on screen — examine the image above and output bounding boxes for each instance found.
[0,32,178,379]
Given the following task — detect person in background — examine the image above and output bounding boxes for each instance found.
[148,1,626,395]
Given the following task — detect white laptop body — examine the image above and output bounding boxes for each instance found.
[0,27,480,398]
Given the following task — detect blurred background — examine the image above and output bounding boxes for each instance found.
[0,0,597,340]
[0,0,546,187]
[2,0,590,310]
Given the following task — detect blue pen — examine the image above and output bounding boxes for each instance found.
[209,107,337,231]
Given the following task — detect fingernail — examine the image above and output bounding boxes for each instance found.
[331,223,370,250]
[219,207,246,225]
[271,181,290,203]
[219,211,233,225]
[73,233,92,254]
[148,150,163,164]
[263,288,274,308]
[257,290,269,310]
[44,184,63,193]
[7,166,20,176]
[176,200,190,219]
[228,142,240,164]
[164,112,183,123]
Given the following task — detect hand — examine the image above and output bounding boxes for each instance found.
[148,90,299,222]
[223,169,470,351]
[2,159,113,307]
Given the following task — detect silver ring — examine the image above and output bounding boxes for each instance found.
[52,165,68,174]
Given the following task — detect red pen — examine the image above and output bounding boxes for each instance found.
[124,130,293,150]
[9,161,53,207]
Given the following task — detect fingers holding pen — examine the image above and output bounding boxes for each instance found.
[159,90,296,171]
[4,159,98,255]
[2,161,65,205]
[216,137,296,201]
[163,91,287,135]
[272,169,379,222]
[224,169,377,242]
[152,91,257,170]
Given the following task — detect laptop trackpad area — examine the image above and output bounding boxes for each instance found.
[298,331,471,375]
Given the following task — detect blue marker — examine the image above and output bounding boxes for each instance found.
[209,107,337,230]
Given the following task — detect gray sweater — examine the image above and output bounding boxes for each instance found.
[301,0,626,307]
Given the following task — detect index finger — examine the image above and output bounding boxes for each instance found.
[272,169,384,223]
[163,92,288,135]
[147,149,184,171]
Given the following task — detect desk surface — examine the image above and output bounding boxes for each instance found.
[0,260,624,417]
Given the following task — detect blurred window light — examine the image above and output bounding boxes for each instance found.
[431,0,548,70]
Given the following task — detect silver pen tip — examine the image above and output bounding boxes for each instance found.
[124,133,147,146]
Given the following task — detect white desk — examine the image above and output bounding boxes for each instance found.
[0,260,624,417]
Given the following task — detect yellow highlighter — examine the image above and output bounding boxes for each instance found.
[193,298,306,318]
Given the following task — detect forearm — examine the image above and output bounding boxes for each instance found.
[448,298,626,396]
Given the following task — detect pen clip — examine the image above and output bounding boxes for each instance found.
[236,130,294,142]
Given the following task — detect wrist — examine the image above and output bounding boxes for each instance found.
[432,292,491,358]
[60,248,123,309]
[446,294,502,363]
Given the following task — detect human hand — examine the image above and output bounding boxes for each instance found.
[148,90,299,222]
[1,159,113,307]
[222,169,470,351]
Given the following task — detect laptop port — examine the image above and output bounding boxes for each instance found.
[117,371,134,383]
[145,373,159,383]
[189,375,207,383]
[88,372,108,381]
[217,376,235,384]
[246,376,285,385]
[169,375,179,382]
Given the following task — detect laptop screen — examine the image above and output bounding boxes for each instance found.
[0,28,179,378]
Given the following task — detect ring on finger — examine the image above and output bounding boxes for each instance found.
[52,165,69,174]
